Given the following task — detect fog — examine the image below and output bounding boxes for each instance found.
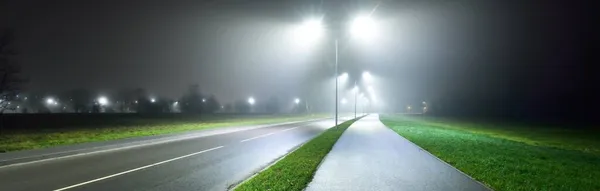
[1,0,594,121]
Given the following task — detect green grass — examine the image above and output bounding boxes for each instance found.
[235,119,357,191]
[0,114,327,152]
[380,115,600,191]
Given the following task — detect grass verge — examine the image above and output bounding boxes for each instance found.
[235,118,358,191]
[0,114,327,152]
[380,115,600,191]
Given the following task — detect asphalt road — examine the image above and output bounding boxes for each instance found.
[0,118,345,191]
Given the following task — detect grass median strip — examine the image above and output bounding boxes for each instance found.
[235,118,358,191]
[0,114,327,152]
[380,115,600,191]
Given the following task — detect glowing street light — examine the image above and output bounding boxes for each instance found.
[338,72,348,81]
[295,18,324,44]
[46,98,54,105]
[350,14,380,40]
[173,101,179,105]
[341,98,347,104]
[248,97,255,105]
[295,14,381,126]
[150,98,156,103]
[202,98,206,103]
[97,96,108,106]
[362,71,373,82]
[294,98,301,104]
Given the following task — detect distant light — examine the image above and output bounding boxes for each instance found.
[341,98,347,104]
[248,97,255,105]
[135,100,138,104]
[295,18,324,44]
[350,15,379,40]
[46,98,55,105]
[98,96,109,106]
[353,86,359,93]
[423,101,427,105]
[24,97,28,100]
[338,73,348,81]
[150,98,156,103]
[294,98,300,104]
[423,107,427,110]
[17,105,20,109]
[221,105,224,109]
[202,98,206,103]
[368,86,374,93]
[407,106,412,110]
[173,101,178,105]
[362,71,372,82]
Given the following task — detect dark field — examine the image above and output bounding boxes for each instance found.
[380,114,600,191]
[0,113,328,152]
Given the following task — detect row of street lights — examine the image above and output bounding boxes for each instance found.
[337,71,378,118]
[247,97,302,106]
[296,13,381,125]
[43,96,302,108]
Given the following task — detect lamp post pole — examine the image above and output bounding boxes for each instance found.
[354,81,358,118]
[334,39,339,127]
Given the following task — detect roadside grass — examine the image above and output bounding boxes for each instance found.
[380,115,600,191]
[235,118,357,191]
[0,114,327,152]
[405,117,600,155]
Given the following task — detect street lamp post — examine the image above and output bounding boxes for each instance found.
[354,81,358,118]
[334,39,339,127]
[298,14,378,126]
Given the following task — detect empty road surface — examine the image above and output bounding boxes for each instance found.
[0,118,345,191]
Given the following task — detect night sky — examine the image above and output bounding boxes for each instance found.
[1,0,595,122]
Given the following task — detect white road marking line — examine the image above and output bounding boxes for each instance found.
[240,132,276,142]
[52,146,224,191]
[240,125,305,143]
[1,118,331,169]
[280,125,302,132]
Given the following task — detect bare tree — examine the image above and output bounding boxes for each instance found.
[0,29,26,113]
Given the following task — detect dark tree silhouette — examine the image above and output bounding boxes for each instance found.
[234,99,250,113]
[204,94,220,113]
[224,103,233,112]
[180,84,203,114]
[0,29,26,113]
[114,88,138,112]
[134,88,162,113]
[66,88,93,113]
